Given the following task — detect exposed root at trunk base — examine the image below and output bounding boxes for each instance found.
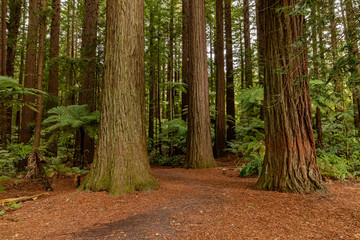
[24,151,53,192]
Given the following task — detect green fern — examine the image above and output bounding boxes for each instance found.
[43,105,100,145]
[0,76,44,111]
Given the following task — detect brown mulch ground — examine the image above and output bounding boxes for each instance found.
[1,158,360,240]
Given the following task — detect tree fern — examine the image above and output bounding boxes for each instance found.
[43,105,100,145]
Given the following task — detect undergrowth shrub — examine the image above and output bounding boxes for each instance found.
[150,155,183,167]
[317,150,360,180]
[0,143,33,177]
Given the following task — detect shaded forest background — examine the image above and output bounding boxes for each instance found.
[0,0,360,192]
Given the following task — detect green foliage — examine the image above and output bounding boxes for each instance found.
[45,163,89,177]
[235,86,263,115]
[227,117,265,178]
[238,155,263,177]
[227,118,265,157]
[150,155,182,167]
[43,105,100,146]
[159,118,187,154]
[0,76,43,111]
[0,144,33,177]
[317,150,360,180]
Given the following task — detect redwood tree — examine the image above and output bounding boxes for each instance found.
[6,0,22,77]
[225,0,235,143]
[184,0,216,168]
[181,0,190,121]
[255,0,326,193]
[243,0,252,87]
[78,0,99,166]
[82,0,157,195]
[20,0,39,144]
[1,0,6,149]
[48,0,61,109]
[214,0,226,157]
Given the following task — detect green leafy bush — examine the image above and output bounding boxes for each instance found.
[158,118,187,154]
[0,144,33,177]
[238,154,263,177]
[317,150,360,180]
[150,155,182,167]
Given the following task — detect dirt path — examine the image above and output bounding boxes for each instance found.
[1,162,360,239]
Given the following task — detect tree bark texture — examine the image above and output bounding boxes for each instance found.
[6,0,22,77]
[214,0,226,158]
[256,0,265,86]
[1,0,7,149]
[181,0,190,121]
[255,0,326,193]
[148,9,155,142]
[344,0,360,132]
[243,0,252,87]
[26,0,52,191]
[225,0,236,143]
[82,0,157,195]
[20,0,39,144]
[78,0,99,166]
[184,0,216,169]
[48,0,61,109]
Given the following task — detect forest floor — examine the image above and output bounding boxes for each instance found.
[0,158,360,240]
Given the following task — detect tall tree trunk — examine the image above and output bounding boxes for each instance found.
[4,0,22,146]
[16,6,26,143]
[26,0,52,191]
[255,0,326,193]
[48,0,61,109]
[311,4,323,149]
[6,0,22,77]
[225,0,236,143]
[167,0,175,157]
[0,0,6,149]
[181,0,190,121]
[184,0,216,168]
[214,0,226,158]
[256,0,265,86]
[329,0,342,112]
[82,0,157,195]
[148,9,155,143]
[20,0,39,144]
[344,0,360,132]
[78,0,99,167]
[243,0,252,87]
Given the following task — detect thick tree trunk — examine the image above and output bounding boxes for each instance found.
[167,0,175,157]
[48,0,61,109]
[181,0,190,122]
[1,0,6,76]
[214,0,226,158]
[243,0,252,87]
[344,0,360,132]
[82,0,157,195]
[225,0,236,143]
[148,10,155,142]
[5,0,22,145]
[26,0,52,191]
[1,0,7,149]
[78,0,99,167]
[184,0,216,168]
[255,0,326,193]
[6,0,22,77]
[256,0,265,86]
[329,0,342,111]
[20,0,39,144]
